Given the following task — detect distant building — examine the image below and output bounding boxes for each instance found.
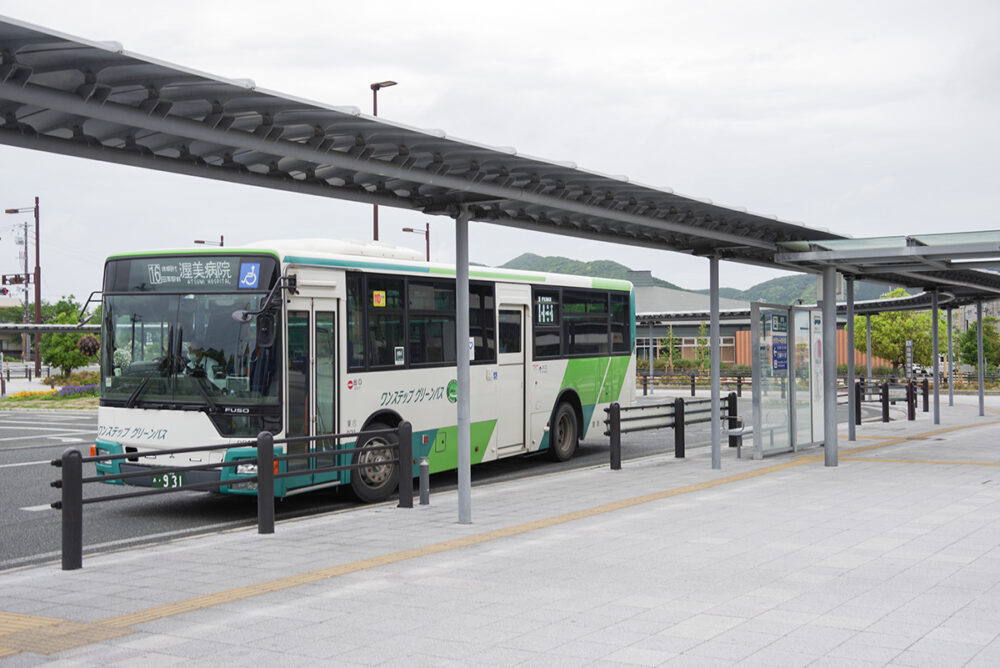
[0,294,26,360]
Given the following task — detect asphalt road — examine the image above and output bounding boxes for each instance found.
[0,396,882,571]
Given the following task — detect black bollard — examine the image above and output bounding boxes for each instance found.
[419,457,430,505]
[58,449,83,570]
[881,382,890,422]
[854,381,862,426]
[674,397,685,458]
[256,431,274,534]
[397,421,413,508]
[922,378,929,413]
[609,403,621,470]
[690,374,696,397]
[727,392,739,449]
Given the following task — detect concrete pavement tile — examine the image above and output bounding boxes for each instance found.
[108,651,188,667]
[737,645,818,667]
[603,645,678,666]
[905,636,985,662]
[889,648,967,667]
[814,604,887,631]
[500,628,587,653]
[463,645,539,665]
[660,614,745,641]
[807,657,884,668]
[661,654,732,667]
[827,637,905,664]
[545,638,619,660]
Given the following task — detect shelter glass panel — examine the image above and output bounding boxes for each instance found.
[756,307,792,454]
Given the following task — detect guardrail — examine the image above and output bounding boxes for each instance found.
[852,380,926,424]
[604,393,740,468]
[638,374,750,398]
[50,423,414,570]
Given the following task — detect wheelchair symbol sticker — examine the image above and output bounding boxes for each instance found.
[238,262,260,289]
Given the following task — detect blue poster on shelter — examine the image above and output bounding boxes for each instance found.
[772,334,788,371]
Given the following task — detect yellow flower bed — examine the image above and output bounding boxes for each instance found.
[8,389,59,399]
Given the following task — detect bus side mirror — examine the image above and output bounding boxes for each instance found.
[256,313,275,348]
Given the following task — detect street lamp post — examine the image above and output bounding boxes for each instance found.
[402,223,430,262]
[194,235,224,246]
[5,197,40,374]
[370,80,397,241]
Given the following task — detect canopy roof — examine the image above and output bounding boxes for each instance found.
[775,231,1000,302]
[0,16,837,266]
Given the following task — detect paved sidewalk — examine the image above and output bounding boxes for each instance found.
[1,399,999,666]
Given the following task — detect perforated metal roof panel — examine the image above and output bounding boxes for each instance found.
[0,16,845,267]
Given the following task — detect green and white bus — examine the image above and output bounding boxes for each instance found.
[95,239,635,502]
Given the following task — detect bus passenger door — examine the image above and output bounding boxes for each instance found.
[497,307,526,452]
[285,296,339,490]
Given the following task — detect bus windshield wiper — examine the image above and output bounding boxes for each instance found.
[188,373,219,414]
[124,369,158,409]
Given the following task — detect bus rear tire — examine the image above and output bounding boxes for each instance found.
[548,403,578,462]
[350,422,398,503]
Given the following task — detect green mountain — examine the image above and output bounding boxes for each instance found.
[691,276,907,305]
[497,253,906,305]
[499,253,682,289]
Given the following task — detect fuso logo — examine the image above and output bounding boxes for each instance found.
[347,380,354,390]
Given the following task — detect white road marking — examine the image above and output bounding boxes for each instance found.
[0,425,95,433]
[0,430,96,442]
[0,460,50,469]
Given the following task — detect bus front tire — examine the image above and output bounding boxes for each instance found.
[350,422,398,503]
[548,403,578,462]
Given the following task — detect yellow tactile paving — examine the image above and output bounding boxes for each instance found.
[0,611,133,656]
[2,415,997,658]
[0,611,62,635]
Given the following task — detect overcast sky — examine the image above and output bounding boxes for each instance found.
[0,1,998,302]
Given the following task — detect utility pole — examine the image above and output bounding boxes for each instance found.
[22,220,29,365]
[5,197,41,374]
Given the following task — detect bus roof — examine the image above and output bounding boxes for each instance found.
[106,239,633,292]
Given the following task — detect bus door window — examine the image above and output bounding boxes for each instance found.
[314,312,338,467]
[499,310,522,354]
[286,311,310,471]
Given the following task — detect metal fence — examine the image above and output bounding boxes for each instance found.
[604,393,740,468]
[50,423,414,570]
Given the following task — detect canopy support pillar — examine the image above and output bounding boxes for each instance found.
[978,301,985,417]
[932,290,940,425]
[947,308,954,407]
[846,277,856,442]
[710,254,721,470]
[821,267,838,467]
[455,207,472,524]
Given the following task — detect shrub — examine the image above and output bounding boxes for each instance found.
[56,384,98,397]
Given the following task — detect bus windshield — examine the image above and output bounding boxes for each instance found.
[101,292,279,409]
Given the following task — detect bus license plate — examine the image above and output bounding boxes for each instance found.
[151,471,184,488]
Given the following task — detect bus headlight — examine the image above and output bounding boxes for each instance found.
[236,462,258,475]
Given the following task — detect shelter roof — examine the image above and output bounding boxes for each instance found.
[0,17,839,267]
[776,231,1000,302]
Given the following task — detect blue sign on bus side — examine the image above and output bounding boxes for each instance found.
[772,335,788,371]
[238,262,260,289]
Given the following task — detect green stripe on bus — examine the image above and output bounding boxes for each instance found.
[591,277,632,291]
[424,420,497,474]
[283,255,434,274]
